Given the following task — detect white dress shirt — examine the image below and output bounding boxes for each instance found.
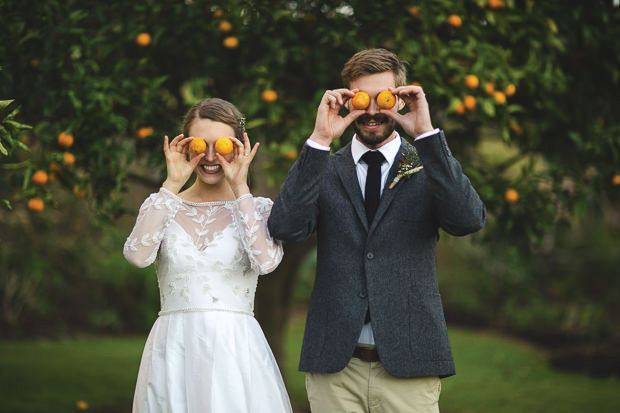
[305,129,440,344]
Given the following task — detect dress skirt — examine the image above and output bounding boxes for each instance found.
[133,310,292,413]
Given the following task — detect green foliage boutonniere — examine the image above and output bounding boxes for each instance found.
[388,151,423,189]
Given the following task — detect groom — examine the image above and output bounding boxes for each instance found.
[268,49,486,412]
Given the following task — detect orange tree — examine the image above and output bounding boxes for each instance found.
[1,0,619,348]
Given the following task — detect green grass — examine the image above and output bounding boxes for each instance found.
[283,316,620,413]
[1,320,619,413]
[0,336,143,412]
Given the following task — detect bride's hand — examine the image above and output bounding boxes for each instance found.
[162,134,205,194]
[217,132,259,198]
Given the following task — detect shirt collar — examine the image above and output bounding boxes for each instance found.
[351,132,402,167]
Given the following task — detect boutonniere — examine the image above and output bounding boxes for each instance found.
[388,151,423,189]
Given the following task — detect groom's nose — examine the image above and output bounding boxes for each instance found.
[366,96,380,115]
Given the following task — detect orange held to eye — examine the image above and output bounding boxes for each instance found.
[215,137,234,155]
[376,90,396,109]
[189,138,207,154]
[351,91,370,110]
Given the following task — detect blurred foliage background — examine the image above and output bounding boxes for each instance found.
[1,0,620,391]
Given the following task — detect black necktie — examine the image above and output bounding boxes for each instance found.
[362,150,385,225]
[362,150,385,324]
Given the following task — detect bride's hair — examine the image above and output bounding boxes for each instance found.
[182,98,245,140]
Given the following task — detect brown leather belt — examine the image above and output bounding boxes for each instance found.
[353,346,380,362]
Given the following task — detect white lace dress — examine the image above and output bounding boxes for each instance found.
[123,188,291,413]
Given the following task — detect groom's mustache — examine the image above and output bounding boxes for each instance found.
[356,114,390,125]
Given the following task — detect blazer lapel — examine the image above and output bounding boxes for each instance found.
[368,140,417,236]
[333,144,369,231]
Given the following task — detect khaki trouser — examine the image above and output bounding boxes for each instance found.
[306,356,441,413]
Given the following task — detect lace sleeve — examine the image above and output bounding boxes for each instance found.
[123,188,184,268]
[233,194,284,275]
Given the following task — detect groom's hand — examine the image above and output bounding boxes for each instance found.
[309,89,364,147]
[382,85,434,138]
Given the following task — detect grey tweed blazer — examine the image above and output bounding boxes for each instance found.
[267,131,486,378]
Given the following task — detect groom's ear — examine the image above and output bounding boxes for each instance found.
[397,95,406,111]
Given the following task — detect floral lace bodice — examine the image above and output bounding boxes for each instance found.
[123,188,283,316]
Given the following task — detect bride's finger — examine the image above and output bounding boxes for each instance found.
[163,136,170,155]
[248,142,260,160]
[188,152,205,168]
[215,153,231,169]
[169,134,184,147]
[230,137,245,158]
[243,132,251,154]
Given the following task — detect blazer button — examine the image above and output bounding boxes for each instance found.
[367,252,374,260]
[359,291,367,298]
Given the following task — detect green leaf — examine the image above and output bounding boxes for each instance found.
[1,199,12,210]
[4,119,31,131]
[0,100,14,111]
[482,100,496,117]
[0,139,8,156]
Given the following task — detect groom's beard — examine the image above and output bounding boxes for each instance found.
[352,114,396,148]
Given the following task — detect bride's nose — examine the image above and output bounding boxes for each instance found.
[205,144,217,162]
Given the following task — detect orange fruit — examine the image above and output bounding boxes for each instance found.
[447,14,462,28]
[505,188,519,204]
[58,131,74,148]
[261,90,278,103]
[376,90,397,109]
[612,174,620,186]
[464,75,479,89]
[494,91,507,104]
[408,6,420,17]
[30,58,40,67]
[351,91,370,110]
[223,36,239,49]
[31,170,49,186]
[49,162,62,174]
[189,138,207,154]
[283,148,298,160]
[76,400,89,411]
[505,84,516,97]
[508,120,524,135]
[73,185,87,199]
[454,101,466,115]
[485,81,495,95]
[28,197,45,213]
[135,33,151,47]
[218,20,233,32]
[215,137,234,155]
[137,126,154,139]
[463,95,476,111]
[63,152,76,166]
[488,0,506,9]
[213,9,224,18]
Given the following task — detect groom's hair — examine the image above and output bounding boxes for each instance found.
[341,48,408,88]
[183,98,245,141]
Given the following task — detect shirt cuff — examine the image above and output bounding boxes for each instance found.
[414,128,441,141]
[305,138,331,151]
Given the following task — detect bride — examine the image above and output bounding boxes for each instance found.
[123,98,292,412]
